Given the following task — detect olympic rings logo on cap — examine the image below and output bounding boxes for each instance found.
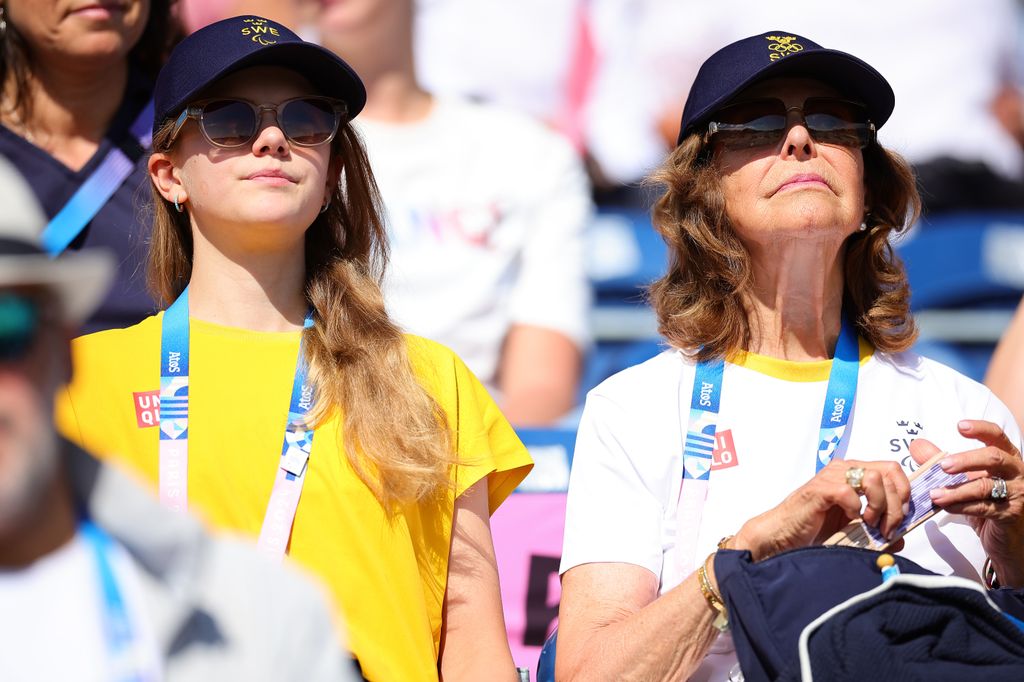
[766,35,803,61]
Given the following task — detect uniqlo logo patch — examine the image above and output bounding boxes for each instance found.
[133,390,160,428]
[711,429,739,470]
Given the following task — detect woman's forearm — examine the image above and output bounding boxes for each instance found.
[558,571,723,682]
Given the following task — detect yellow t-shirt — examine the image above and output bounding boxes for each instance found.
[56,314,533,681]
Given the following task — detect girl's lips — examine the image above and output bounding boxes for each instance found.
[247,170,297,186]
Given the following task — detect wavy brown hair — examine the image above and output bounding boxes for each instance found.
[648,133,921,361]
[148,117,454,511]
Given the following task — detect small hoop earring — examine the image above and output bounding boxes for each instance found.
[174,194,185,213]
[859,220,868,232]
[0,7,8,39]
[319,201,330,214]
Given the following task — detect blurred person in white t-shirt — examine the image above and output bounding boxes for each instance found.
[313,0,593,425]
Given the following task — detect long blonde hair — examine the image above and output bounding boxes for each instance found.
[647,133,921,361]
[148,118,453,511]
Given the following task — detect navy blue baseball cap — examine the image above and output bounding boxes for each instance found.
[153,15,366,138]
[677,30,894,144]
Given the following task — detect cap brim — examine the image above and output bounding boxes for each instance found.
[169,42,366,122]
[0,250,115,324]
[679,48,895,144]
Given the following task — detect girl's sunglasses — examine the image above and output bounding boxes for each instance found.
[169,96,348,148]
[704,97,876,151]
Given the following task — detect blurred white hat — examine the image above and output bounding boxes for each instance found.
[0,158,114,323]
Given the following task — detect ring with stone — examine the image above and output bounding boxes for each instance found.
[845,466,866,495]
[991,477,1009,501]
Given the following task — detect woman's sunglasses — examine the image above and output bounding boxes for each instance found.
[168,96,348,148]
[0,293,39,362]
[704,97,876,151]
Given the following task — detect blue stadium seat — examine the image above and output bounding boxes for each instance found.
[896,212,1024,310]
[896,211,1024,381]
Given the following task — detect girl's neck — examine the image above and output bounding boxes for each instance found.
[186,231,308,333]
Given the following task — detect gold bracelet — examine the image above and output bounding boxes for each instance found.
[697,552,729,632]
[718,535,735,551]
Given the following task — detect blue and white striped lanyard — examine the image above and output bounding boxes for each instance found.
[80,520,149,682]
[158,287,317,559]
[675,317,861,571]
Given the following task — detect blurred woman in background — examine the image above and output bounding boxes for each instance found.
[0,0,180,331]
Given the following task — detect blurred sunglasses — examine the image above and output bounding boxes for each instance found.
[705,97,876,150]
[169,96,348,148]
[0,293,39,362]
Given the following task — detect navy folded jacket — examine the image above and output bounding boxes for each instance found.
[715,546,1024,682]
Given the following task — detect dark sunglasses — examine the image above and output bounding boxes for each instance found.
[704,97,876,151]
[0,293,39,362]
[169,96,348,148]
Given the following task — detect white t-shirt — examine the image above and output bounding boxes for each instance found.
[0,532,161,682]
[561,343,1022,681]
[357,97,592,392]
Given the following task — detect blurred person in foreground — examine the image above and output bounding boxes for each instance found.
[315,0,592,426]
[556,31,1024,681]
[0,157,355,682]
[0,0,180,332]
[56,15,531,681]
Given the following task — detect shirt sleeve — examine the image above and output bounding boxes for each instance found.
[436,344,534,513]
[560,389,664,578]
[505,127,593,349]
[981,390,1024,453]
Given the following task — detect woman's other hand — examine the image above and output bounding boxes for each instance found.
[734,458,911,561]
[911,420,1024,586]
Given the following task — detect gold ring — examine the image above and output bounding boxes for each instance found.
[846,466,866,495]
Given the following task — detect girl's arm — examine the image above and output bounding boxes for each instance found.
[439,479,517,681]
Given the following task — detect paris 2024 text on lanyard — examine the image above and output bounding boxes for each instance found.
[674,317,860,574]
[159,287,316,560]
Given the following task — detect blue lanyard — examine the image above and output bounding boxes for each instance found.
[80,521,146,682]
[41,99,154,256]
[684,316,861,483]
[159,287,317,557]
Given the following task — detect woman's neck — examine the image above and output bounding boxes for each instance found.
[186,230,309,332]
[3,56,128,168]
[744,237,847,361]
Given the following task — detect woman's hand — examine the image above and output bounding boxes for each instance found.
[734,458,911,561]
[910,420,1024,586]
